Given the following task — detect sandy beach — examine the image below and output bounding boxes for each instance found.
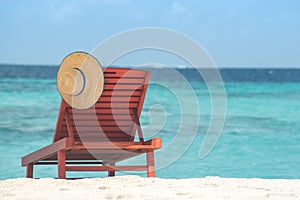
[0,176,300,200]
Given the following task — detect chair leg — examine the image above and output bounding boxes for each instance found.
[26,163,33,178]
[108,162,115,177]
[146,150,155,177]
[58,150,66,179]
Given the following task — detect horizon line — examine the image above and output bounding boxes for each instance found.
[0,63,300,69]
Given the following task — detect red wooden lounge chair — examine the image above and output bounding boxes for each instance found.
[22,68,162,178]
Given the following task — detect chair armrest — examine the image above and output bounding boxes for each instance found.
[22,138,71,166]
[143,138,162,149]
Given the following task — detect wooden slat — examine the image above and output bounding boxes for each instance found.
[63,120,133,126]
[75,137,131,142]
[59,128,133,142]
[65,149,144,154]
[103,84,143,90]
[35,161,103,165]
[75,138,131,143]
[104,74,145,78]
[101,90,141,98]
[98,96,140,103]
[67,108,135,115]
[65,114,133,121]
[60,126,133,133]
[66,166,148,171]
[104,78,144,84]
[59,134,131,140]
[41,149,146,161]
[71,140,161,150]
[73,132,132,138]
[73,131,132,136]
[94,102,139,108]
[101,90,142,97]
[103,68,146,78]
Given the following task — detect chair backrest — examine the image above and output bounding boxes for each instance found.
[53,68,150,144]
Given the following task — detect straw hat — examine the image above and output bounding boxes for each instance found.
[57,52,104,109]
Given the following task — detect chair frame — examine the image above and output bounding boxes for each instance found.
[21,68,162,178]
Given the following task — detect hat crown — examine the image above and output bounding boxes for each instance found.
[58,68,85,96]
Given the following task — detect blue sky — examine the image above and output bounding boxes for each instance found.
[1,0,300,67]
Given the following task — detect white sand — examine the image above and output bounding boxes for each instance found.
[0,176,300,200]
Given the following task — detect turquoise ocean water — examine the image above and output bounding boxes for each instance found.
[0,66,300,180]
